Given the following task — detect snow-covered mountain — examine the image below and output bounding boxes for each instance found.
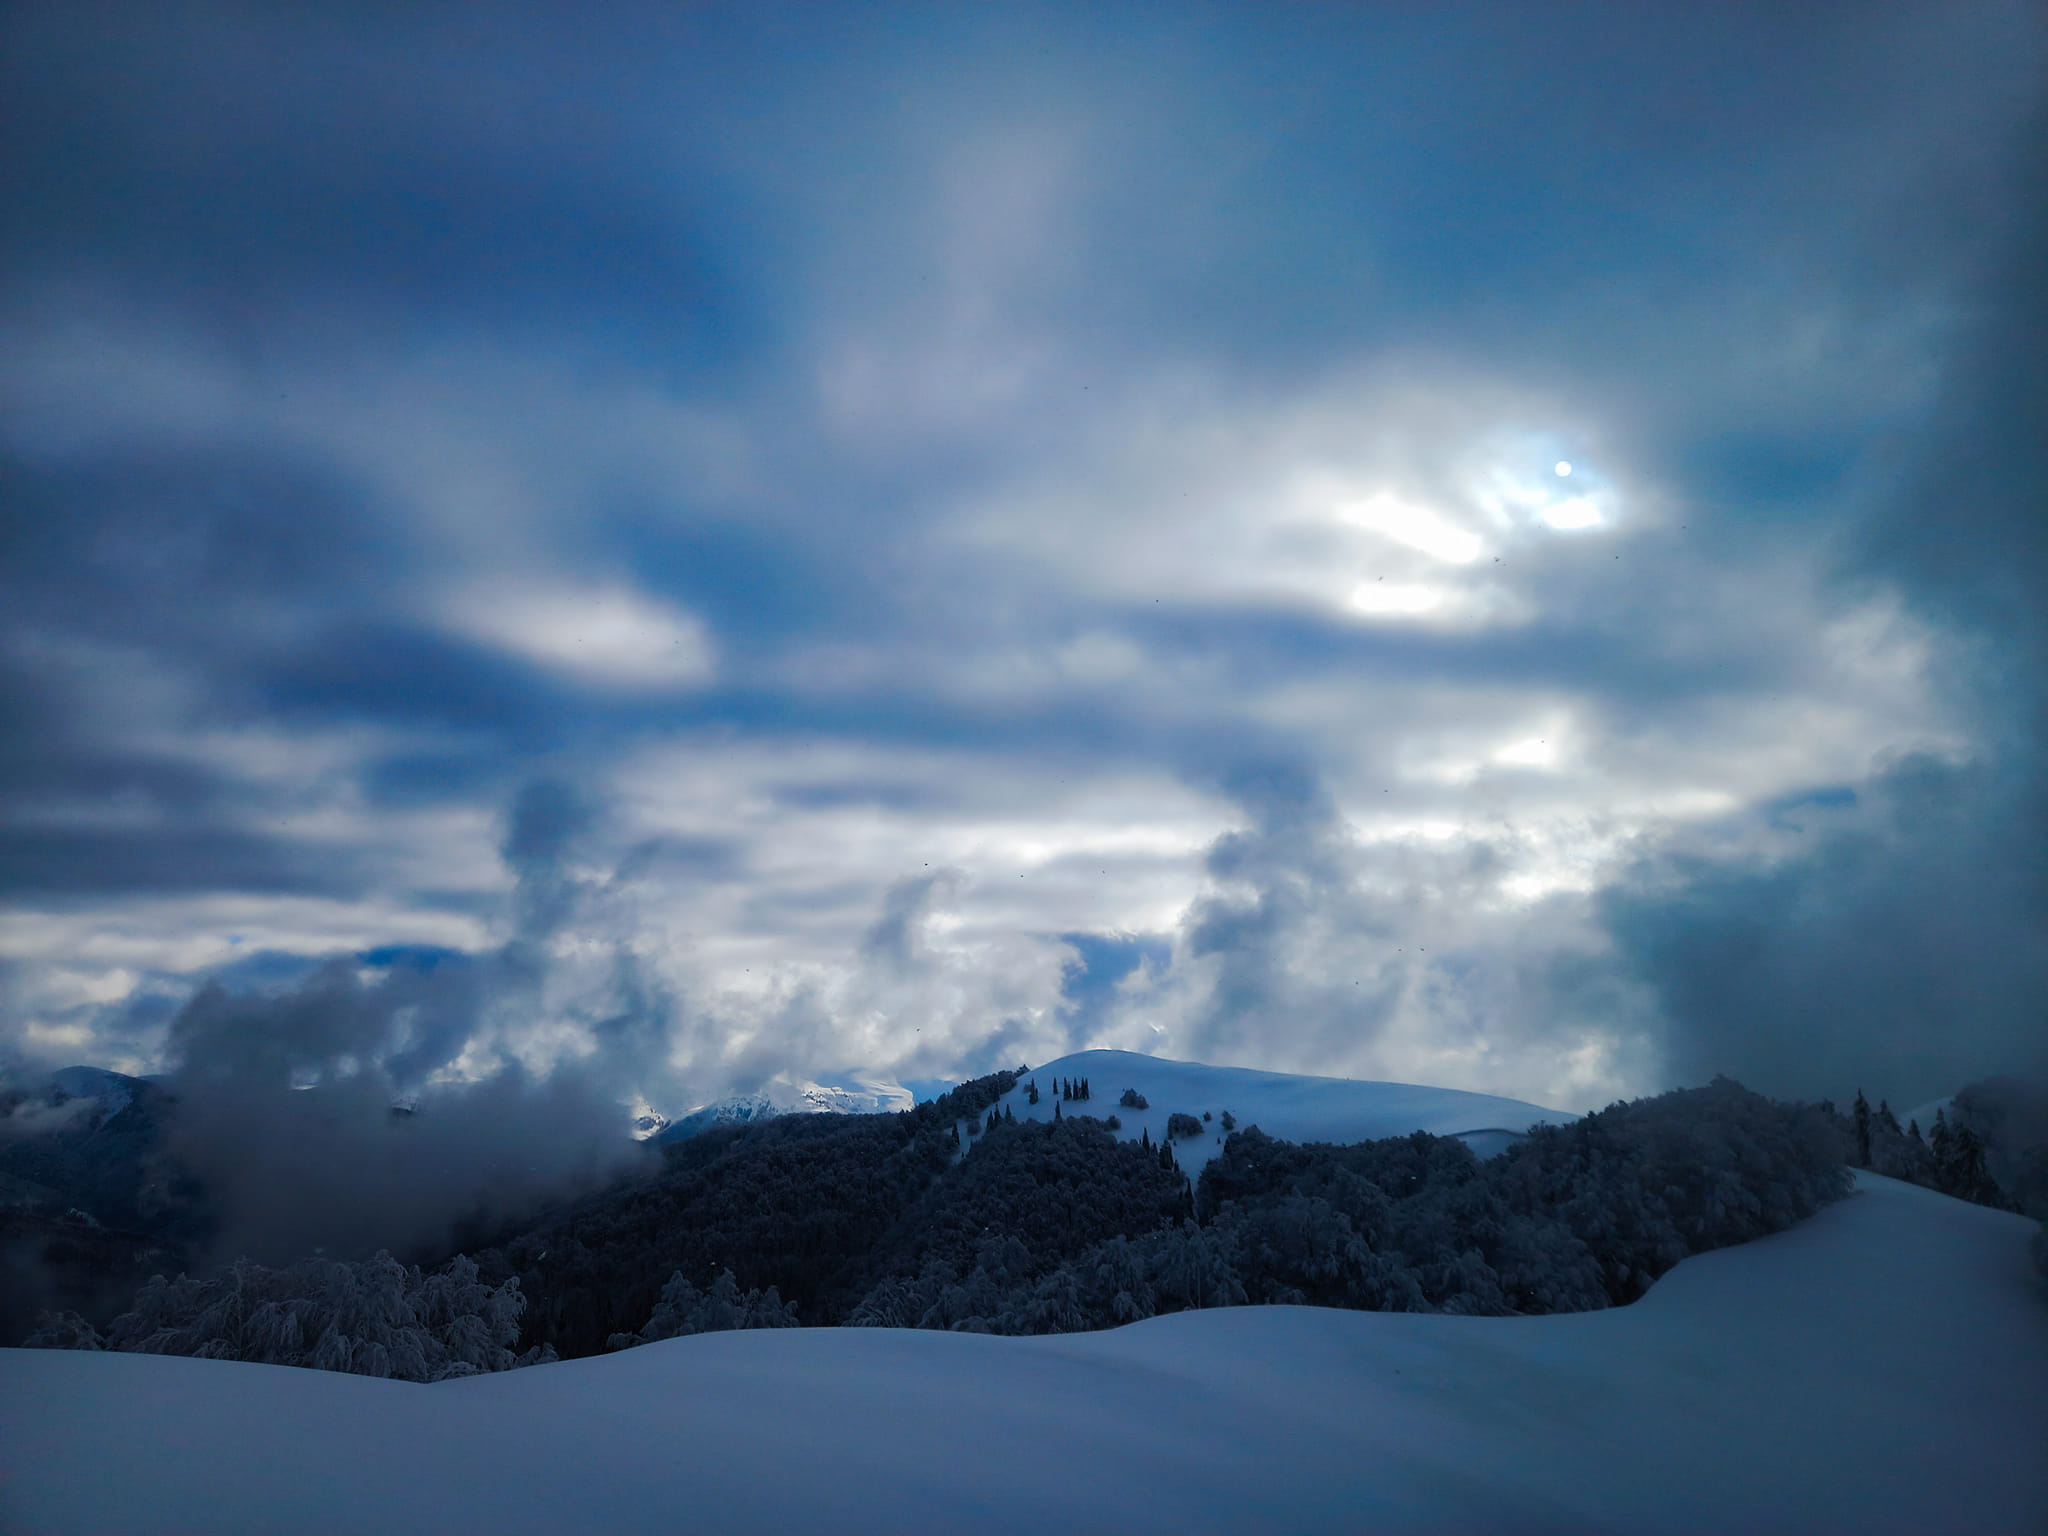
[7,1171,2042,1535]
[991,1049,1575,1173]
[656,1051,1573,1164]
[658,1075,914,1143]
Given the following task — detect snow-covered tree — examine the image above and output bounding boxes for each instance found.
[45,1251,555,1381]
[608,1268,799,1350]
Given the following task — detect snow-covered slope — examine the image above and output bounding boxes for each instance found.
[997,1049,1574,1171]
[660,1075,914,1142]
[5,1172,2042,1535]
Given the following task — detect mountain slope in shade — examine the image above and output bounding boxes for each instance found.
[45,1067,145,1119]
[6,1172,2042,1535]
[994,1049,1575,1172]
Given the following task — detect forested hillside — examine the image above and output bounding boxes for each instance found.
[27,1071,1879,1370]
[472,1071,1024,1356]
[0,1073,209,1345]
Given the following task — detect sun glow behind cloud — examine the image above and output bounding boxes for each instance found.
[951,372,1642,646]
[1348,581,1447,617]
[1494,736,1560,769]
[1471,444,1620,536]
[1333,490,1488,565]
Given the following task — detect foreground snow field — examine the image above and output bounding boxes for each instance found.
[5,1172,2042,1536]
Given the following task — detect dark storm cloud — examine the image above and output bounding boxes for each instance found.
[1855,123,2048,703]
[159,954,646,1265]
[0,7,745,359]
[0,827,365,900]
[146,779,677,1266]
[1602,122,2048,1106]
[1605,755,2048,1108]
[0,446,392,631]
[0,440,414,900]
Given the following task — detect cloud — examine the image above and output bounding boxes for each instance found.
[0,3,2043,1142]
[500,778,595,942]
[1058,758,1657,1110]
[1604,755,2048,1108]
[862,872,958,977]
[0,1092,101,1143]
[1605,128,2048,1109]
[443,585,716,693]
[157,956,650,1264]
[142,777,678,1266]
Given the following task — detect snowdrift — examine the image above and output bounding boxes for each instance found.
[6,1171,2042,1535]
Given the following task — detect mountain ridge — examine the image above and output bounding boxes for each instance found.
[990,1049,1574,1172]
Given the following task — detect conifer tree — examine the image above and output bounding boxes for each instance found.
[1939,1120,1993,1203]
[1853,1089,1872,1167]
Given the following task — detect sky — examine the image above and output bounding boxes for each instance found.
[3,2,2044,1131]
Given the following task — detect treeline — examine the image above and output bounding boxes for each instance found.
[846,1076,1851,1333]
[29,1071,1946,1373]
[1835,1078,2048,1280]
[1838,1084,2047,1214]
[24,1251,555,1381]
[605,1268,799,1351]
[467,1074,1850,1350]
[473,1077,1194,1357]
[461,1070,1023,1357]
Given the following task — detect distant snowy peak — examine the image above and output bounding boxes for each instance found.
[660,1094,781,1142]
[998,1049,1577,1173]
[761,1075,912,1116]
[659,1076,912,1143]
[656,1054,1568,1162]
